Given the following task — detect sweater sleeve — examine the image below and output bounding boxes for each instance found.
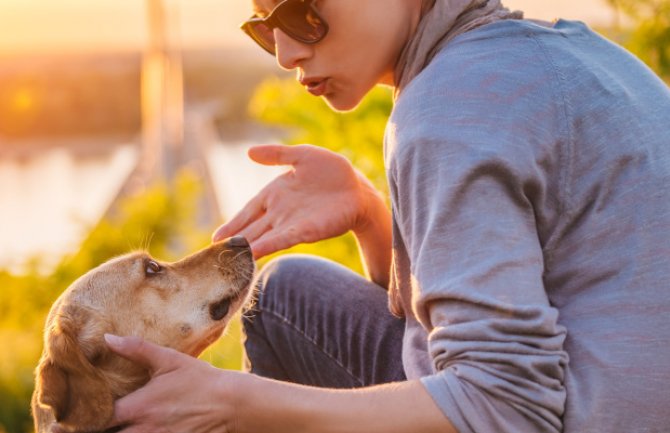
[387,28,570,433]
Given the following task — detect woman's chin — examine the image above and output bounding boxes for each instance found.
[322,92,366,113]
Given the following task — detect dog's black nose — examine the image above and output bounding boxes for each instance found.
[224,236,250,249]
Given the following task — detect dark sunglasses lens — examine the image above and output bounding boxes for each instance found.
[276,2,327,43]
[247,21,275,53]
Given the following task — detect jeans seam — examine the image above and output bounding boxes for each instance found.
[260,306,366,387]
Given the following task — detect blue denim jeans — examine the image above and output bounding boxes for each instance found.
[243,255,407,388]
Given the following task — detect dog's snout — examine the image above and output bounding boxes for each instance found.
[224,236,250,249]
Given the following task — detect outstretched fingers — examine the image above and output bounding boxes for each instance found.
[212,193,267,243]
[213,144,314,244]
[236,214,275,245]
[251,225,303,259]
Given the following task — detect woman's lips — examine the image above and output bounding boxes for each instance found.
[303,78,329,96]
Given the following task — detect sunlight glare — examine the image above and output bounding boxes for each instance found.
[11,87,36,114]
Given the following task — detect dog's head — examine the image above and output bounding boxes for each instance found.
[32,237,255,433]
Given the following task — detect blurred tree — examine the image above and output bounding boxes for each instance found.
[0,55,142,139]
[607,0,670,78]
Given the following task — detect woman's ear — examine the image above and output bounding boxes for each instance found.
[35,304,115,432]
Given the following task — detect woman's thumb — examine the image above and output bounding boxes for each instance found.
[104,334,178,374]
[248,144,303,166]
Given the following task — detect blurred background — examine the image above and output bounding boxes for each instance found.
[0,0,667,431]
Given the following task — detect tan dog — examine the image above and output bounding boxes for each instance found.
[31,237,255,433]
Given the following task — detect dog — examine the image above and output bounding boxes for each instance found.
[31,236,255,433]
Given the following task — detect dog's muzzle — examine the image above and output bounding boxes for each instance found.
[208,236,254,321]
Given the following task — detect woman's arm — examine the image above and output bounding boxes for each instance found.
[105,335,455,433]
[350,174,392,289]
[237,374,454,433]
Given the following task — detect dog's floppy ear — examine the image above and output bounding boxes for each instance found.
[35,304,115,432]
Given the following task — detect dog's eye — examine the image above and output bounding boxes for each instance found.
[145,260,163,276]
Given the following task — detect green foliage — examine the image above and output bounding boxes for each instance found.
[607,0,670,78]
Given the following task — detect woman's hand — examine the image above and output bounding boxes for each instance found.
[212,144,385,260]
[104,335,241,433]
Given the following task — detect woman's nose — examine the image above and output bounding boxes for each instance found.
[274,28,312,70]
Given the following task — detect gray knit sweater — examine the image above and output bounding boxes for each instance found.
[385,19,670,433]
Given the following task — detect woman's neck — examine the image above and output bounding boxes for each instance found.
[388,0,430,89]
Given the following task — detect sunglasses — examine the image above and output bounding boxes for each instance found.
[240,0,329,55]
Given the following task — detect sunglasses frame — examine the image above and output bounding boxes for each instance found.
[240,0,329,55]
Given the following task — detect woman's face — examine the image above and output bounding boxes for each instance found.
[250,0,422,111]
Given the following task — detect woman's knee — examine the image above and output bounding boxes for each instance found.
[242,254,344,378]
[253,254,325,308]
[243,254,406,386]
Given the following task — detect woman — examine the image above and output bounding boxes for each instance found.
[105,0,670,432]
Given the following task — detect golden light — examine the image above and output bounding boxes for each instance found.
[11,87,36,113]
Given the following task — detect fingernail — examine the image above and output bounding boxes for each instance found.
[104,333,123,347]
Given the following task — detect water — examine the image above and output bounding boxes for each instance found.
[207,140,285,221]
[0,141,137,271]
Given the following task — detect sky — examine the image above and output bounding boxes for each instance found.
[0,0,251,54]
[0,0,617,55]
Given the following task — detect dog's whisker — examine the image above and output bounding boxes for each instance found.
[145,232,155,252]
[216,248,237,263]
[234,250,249,259]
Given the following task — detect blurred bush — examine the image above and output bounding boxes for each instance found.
[606,0,670,79]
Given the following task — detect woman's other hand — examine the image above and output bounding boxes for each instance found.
[212,144,385,260]
[104,334,242,433]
